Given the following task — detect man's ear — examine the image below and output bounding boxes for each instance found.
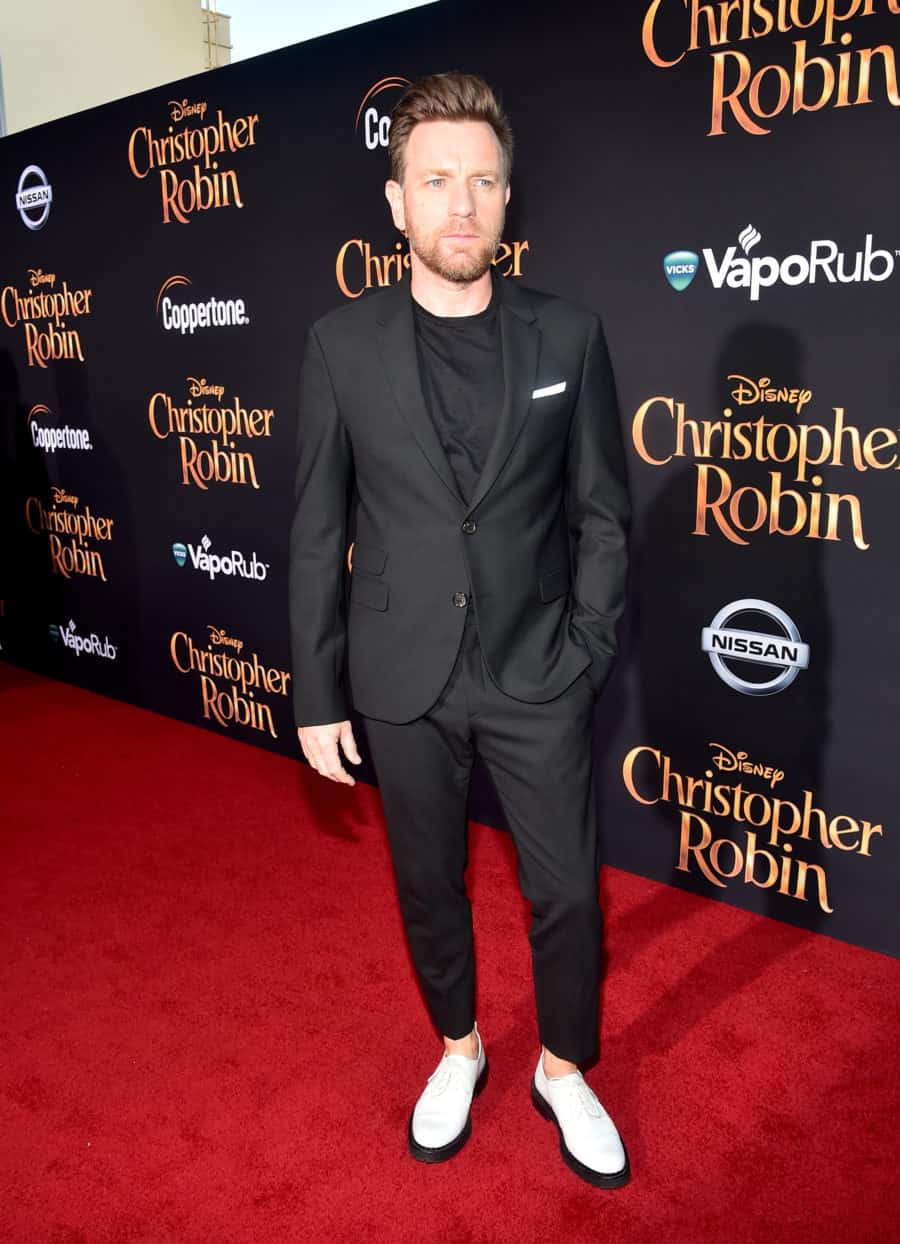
[504,182,511,206]
[384,179,406,233]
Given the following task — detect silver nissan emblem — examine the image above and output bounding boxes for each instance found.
[16,165,53,231]
[701,598,809,696]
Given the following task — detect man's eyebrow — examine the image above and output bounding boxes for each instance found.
[421,167,499,177]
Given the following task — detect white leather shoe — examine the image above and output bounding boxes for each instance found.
[408,1023,488,1162]
[532,1052,630,1187]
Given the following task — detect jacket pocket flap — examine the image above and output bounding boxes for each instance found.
[538,566,570,603]
[351,542,387,575]
[350,574,389,611]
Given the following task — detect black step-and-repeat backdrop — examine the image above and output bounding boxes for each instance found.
[2,2,897,955]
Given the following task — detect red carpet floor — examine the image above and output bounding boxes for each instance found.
[2,662,898,1243]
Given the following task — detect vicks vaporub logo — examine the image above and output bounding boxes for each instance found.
[663,249,700,291]
[172,533,268,581]
[48,618,117,660]
[664,223,895,301]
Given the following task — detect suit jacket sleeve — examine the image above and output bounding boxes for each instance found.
[565,313,631,693]
[288,323,354,727]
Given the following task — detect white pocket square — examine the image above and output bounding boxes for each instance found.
[532,381,566,399]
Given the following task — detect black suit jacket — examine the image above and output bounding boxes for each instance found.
[289,268,630,726]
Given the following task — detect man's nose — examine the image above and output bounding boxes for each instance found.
[447,183,475,217]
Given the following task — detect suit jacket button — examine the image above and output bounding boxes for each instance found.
[453,592,468,607]
[461,518,477,534]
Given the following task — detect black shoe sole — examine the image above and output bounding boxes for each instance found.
[531,1081,631,1189]
[407,1057,489,1163]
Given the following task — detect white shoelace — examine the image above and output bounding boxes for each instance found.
[551,1074,603,1119]
[425,1056,475,1099]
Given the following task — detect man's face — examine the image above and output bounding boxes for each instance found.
[385,119,510,283]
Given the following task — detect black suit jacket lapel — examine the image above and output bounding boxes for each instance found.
[468,272,541,513]
[375,278,464,505]
[374,269,542,513]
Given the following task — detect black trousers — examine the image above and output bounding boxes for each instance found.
[360,604,603,1065]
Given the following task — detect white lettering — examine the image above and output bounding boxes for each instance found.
[160,294,250,334]
[58,623,117,660]
[186,541,268,581]
[702,235,895,301]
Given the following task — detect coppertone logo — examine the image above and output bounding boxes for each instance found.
[27,404,93,453]
[355,76,410,150]
[16,165,53,230]
[49,618,117,660]
[172,534,269,581]
[156,275,250,334]
[665,225,897,300]
[702,599,809,695]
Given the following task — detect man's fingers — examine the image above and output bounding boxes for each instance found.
[298,724,356,785]
[340,722,361,766]
[319,734,355,784]
[311,736,353,784]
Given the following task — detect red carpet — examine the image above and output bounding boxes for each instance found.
[2,662,897,1243]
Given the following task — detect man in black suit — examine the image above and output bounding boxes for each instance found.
[289,72,631,1188]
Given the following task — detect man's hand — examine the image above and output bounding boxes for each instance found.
[297,721,361,786]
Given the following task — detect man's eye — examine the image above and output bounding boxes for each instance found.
[428,178,444,187]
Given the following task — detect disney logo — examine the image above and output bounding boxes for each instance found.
[728,374,812,415]
[28,269,56,289]
[709,742,784,789]
[187,376,225,400]
[207,625,243,654]
[168,99,208,123]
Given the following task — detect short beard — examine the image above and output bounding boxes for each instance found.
[407,217,505,284]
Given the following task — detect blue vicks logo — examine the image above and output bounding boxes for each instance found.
[663,250,700,292]
[172,542,187,567]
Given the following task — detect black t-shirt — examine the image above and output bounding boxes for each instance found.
[411,277,505,507]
